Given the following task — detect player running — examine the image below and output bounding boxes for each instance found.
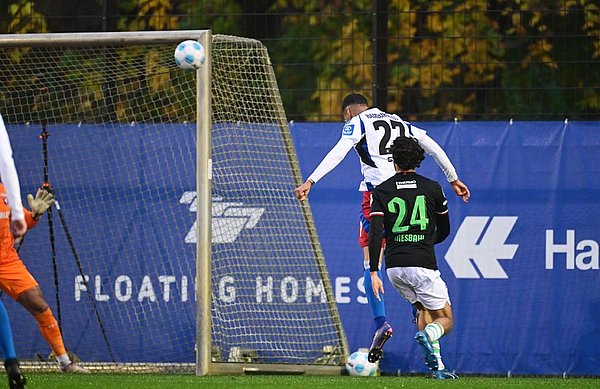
[368,136,458,379]
[294,93,469,366]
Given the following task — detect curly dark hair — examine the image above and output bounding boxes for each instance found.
[391,136,425,171]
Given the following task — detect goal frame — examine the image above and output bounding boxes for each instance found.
[0,30,348,376]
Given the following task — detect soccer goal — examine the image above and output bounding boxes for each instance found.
[0,30,348,375]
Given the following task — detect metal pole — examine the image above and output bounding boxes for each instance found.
[38,87,63,333]
[0,31,215,47]
[196,30,213,376]
[372,0,389,110]
[102,0,117,32]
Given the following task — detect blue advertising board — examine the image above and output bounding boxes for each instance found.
[5,120,600,376]
[291,120,600,376]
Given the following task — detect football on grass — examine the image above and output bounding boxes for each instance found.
[345,350,378,376]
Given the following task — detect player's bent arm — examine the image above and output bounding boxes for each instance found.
[306,137,355,184]
[368,213,385,271]
[416,133,458,183]
[433,211,450,244]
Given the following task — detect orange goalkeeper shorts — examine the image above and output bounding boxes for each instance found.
[0,255,39,300]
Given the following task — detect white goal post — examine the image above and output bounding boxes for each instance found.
[0,30,348,375]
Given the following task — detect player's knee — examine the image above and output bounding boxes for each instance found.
[25,301,49,316]
[17,288,49,315]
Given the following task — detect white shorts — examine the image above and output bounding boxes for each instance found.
[386,267,451,311]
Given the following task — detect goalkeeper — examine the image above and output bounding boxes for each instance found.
[0,183,89,373]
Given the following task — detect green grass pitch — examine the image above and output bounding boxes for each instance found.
[19,373,599,388]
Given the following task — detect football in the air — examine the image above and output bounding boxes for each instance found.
[345,350,378,376]
[174,40,206,70]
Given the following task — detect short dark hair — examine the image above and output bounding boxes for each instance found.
[341,93,368,111]
[391,136,425,171]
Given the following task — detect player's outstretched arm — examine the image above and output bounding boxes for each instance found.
[294,137,355,201]
[450,179,470,203]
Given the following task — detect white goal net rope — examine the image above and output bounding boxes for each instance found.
[0,32,347,371]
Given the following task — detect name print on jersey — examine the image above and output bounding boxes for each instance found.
[396,180,417,189]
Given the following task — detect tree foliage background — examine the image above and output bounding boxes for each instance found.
[0,0,598,121]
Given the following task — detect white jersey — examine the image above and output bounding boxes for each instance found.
[0,113,25,220]
[308,107,458,191]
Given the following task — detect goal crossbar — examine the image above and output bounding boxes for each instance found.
[0,31,208,47]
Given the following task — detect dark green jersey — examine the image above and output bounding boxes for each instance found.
[370,171,448,270]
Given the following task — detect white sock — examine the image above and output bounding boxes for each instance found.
[56,353,71,367]
[432,340,445,370]
[424,322,445,342]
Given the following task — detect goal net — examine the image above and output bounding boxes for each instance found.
[0,31,348,374]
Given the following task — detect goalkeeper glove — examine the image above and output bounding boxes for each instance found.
[27,189,55,220]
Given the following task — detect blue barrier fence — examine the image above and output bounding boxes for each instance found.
[5,120,600,375]
[292,120,599,376]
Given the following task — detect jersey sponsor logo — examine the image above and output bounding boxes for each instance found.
[342,124,354,136]
[395,180,417,189]
[179,191,265,244]
[445,216,518,279]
